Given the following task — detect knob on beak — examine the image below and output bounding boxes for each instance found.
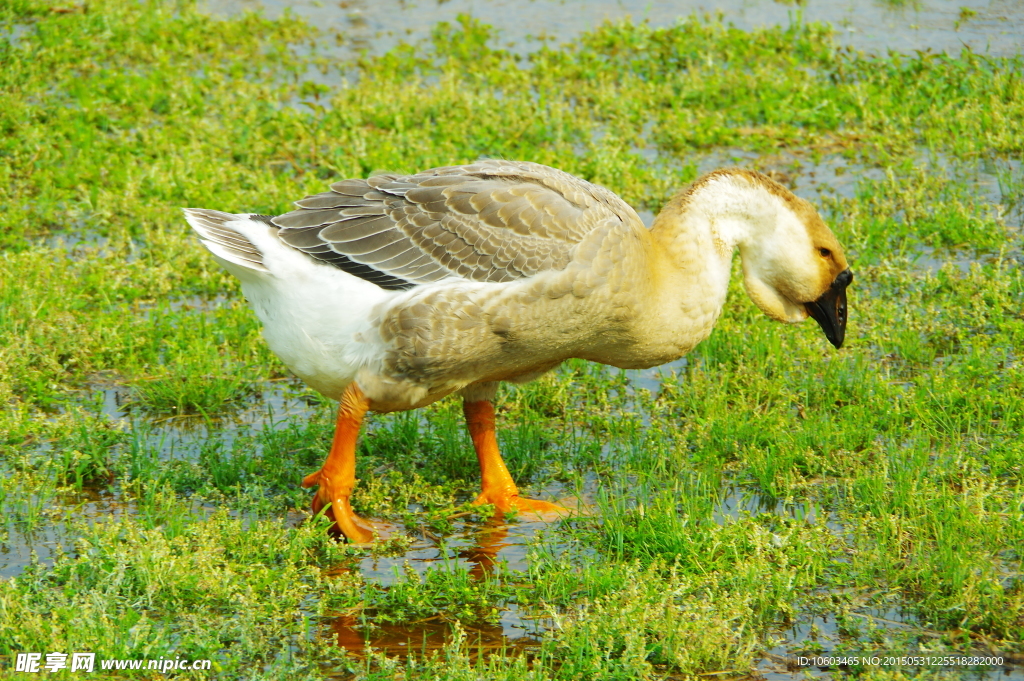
[806,269,852,349]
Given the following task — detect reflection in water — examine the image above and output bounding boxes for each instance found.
[457,517,513,581]
[331,516,545,659]
[331,611,537,661]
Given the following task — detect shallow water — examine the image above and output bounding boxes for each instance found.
[327,517,553,657]
[89,377,322,459]
[0,518,66,580]
[0,486,221,579]
[205,0,1024,58]
[0,22,32,48]
[349,512,555,585]
[0,378,321,578]
[330,612,540,663]
[698,149,889,202]
[4,376,580,651]
[715,485,839,528]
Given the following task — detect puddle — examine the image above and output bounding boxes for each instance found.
[86,377,323,460]
[42,225,147,261]
[715,486,833,526]
[140,293,234,318]
[742,500,1020,680]
[764,154,887,203]
[7,375,574,657]
[409,479,592,585]
[905,245,1002,274]
[0,522,67,580]
[44,229,109,251]
[608,357,688,397]
[321,516,561,660]
[331,611,538,661]
[204,0,1024,60]
[0,486,219,579]
[356,521,533,583]
[693,148,898,203]
[320,476,592,659]
[0,22,32,48]
[1,376,326,577]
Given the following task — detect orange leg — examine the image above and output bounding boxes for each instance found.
[463,399,568,519]
[302,383,376,543]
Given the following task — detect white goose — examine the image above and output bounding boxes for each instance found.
[184,160,851,542]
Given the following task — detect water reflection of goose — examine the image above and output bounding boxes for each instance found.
[184,160,852,542]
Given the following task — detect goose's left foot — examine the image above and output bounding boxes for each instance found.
[464,398,571,521]
[472,488,570,519]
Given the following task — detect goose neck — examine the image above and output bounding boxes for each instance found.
[649,193,736,298]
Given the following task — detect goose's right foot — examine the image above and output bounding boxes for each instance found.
[303,382,379,543]
[464,398,571,522]
[302,468,376,544]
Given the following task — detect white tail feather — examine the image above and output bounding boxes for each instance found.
[183,208,270,273]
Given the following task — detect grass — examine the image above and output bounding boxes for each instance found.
[1,0,1022,678]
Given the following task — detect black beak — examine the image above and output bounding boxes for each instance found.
[806,269,852,349]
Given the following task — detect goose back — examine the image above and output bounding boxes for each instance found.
[271,160,644,288]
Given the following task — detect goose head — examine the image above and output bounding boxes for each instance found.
[676,169,853,349]
[734,174,851,348]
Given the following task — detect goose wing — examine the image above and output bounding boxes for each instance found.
[271,160,641,289]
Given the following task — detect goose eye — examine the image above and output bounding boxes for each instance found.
[818,248,832,258]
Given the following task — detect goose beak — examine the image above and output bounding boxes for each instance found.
[806,269,852,349]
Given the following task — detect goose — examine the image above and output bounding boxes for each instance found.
[184,160,852,543]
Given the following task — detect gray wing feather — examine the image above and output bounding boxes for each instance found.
[273,160,642,286]
[318,215,394,243]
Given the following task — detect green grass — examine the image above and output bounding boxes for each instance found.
[1,0,1022,678]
